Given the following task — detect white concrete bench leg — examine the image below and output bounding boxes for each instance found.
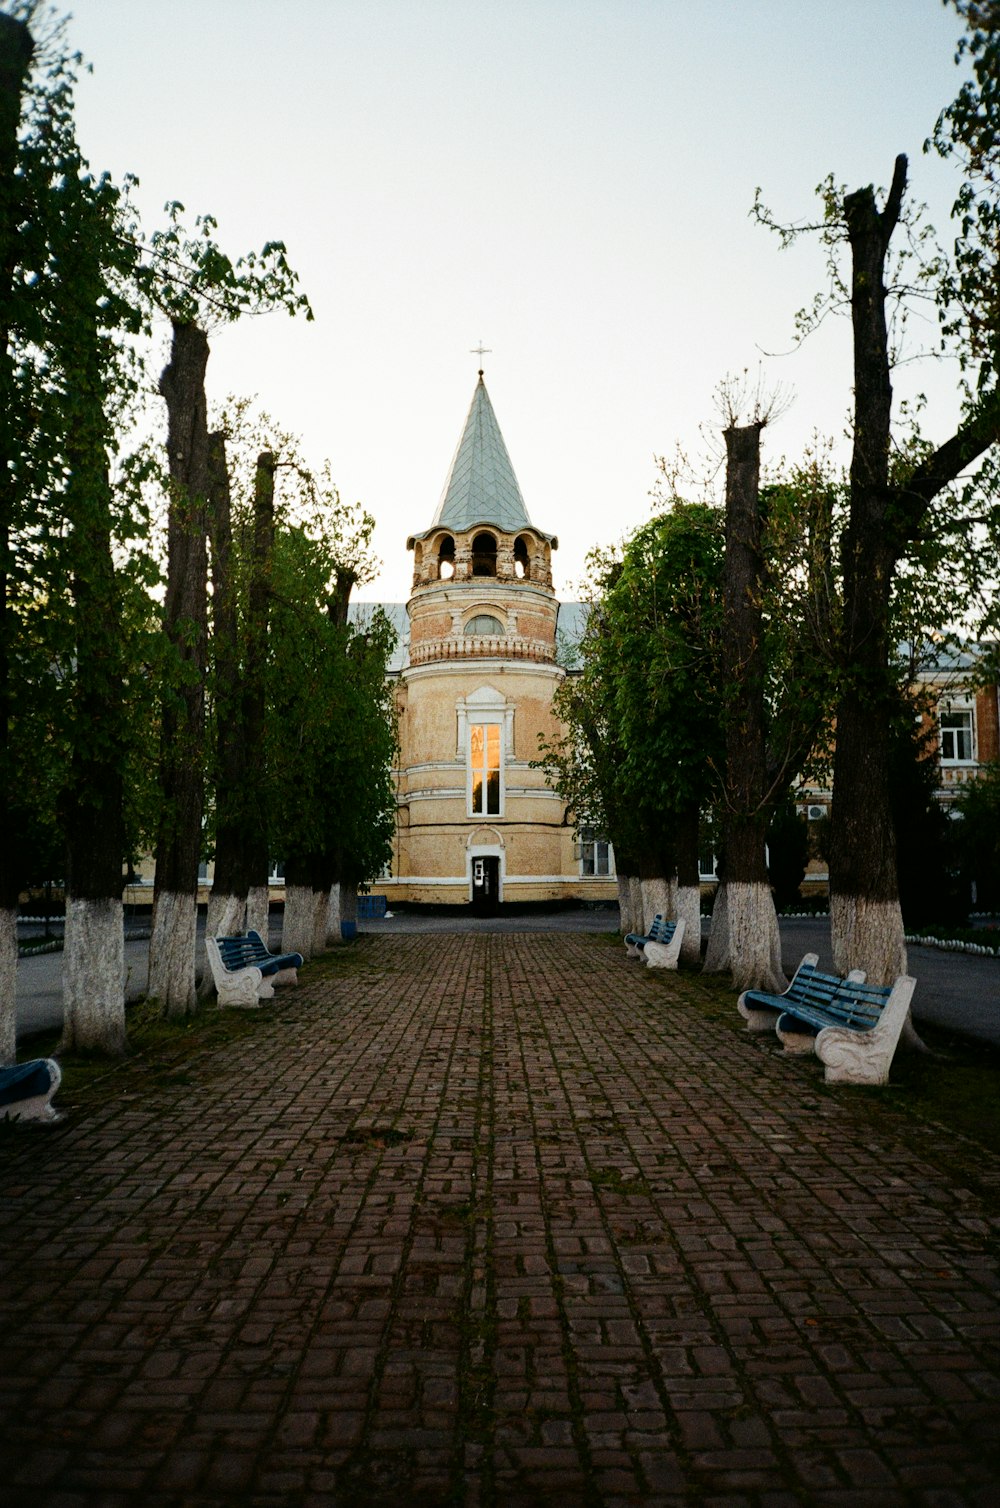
[815,976,916,1085]
[737,953,819,1033]
[206,938,272,1007]
[642,920,685,970]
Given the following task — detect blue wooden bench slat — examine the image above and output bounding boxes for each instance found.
[0,1058,62,1121]
[217,931,303,976]
[624,915,676,948]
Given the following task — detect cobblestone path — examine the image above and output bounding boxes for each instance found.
[1,932,998,1506]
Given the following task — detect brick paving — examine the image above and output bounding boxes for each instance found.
[1,931,999,1506]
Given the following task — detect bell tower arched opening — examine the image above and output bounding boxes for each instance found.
[472,532,498,577]
[437,534,455,580]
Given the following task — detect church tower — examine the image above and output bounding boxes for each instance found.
[393,371,570,909]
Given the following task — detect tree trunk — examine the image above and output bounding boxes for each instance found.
[246,887,270,940]
[339,883,358,932]
[149,321,210,1017]
[242,453,275,908]
[59,214,129,1055]
[825,155,1000,1020]
[62,897,125,1056]
[0,16,34,1061]
[628,875,644,936]
[827,165,909,983]
[204,890,246,948]
[326,881,343,945]
[641,874,674,932]
[615,872,633,935]
[198,431,249,997]
[703,879,730,973]
[722,422,786,994]
[282,884,316,959]
[311,886,330,955]
[281,852,315,958]
[675,804,703,966]
[0,906,16,1064]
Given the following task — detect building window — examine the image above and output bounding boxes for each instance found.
[579,827,612,876]
[514,535,531,579]
[465,613,504,636]
[940,707,975,763]
[470,723,502,815]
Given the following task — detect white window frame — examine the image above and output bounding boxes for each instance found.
[939,703,976,765]
[468,720,504,817]
[578,827,613,877]
[457,686,513,820]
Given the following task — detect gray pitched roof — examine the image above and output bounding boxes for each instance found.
[348,602,410,673]
[430,375,533,535]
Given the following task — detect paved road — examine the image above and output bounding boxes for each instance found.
[2,931,997,1504]
[15,908,1000,1046]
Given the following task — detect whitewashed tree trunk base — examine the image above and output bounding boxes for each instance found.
[61,897,126,1053]
[246,887,270,941]
[282,886,315,960]
[727,880,787,995]
[643,876,675,937]
[676,885,702,966]
[615,874,633,935]
[830,893,908,982]
[198,891,248,999]
[830,894,927,1051]
[312,889,330,956]
[326,883,343,945]
[0,908,17,1065]
[628,877,644,937]
[147,892,198,1018]
[702,882,730,973]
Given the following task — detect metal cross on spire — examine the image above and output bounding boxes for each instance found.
[470,340,492,375]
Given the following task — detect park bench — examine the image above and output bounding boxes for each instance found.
[0,1058,62,1123]
[738,953,917,1085]
[206,930,304,1008]
[624,915,686,970]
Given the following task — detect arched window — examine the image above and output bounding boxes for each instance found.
[464,614,504,636]
[514,536,531,580]
[472,532,497,576]
[437,534,455,580]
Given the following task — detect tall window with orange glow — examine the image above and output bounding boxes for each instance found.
[470,723,501,815]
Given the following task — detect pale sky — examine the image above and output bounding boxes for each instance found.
[61,0,969,602]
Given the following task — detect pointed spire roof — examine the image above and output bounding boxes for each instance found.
[431,374,533,535]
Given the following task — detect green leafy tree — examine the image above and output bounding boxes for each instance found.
[1,4,159,1055]
[0,7,38,1058]
[264,532,397,957]
[539,501,725,952]
[138,211,312,1017]
[196,400,382,964]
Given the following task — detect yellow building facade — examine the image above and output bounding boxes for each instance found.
[368,373,616,911]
